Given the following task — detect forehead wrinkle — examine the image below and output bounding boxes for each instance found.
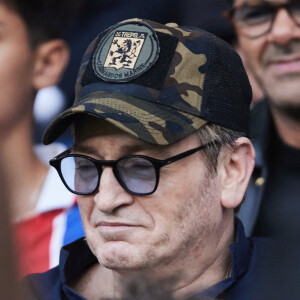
[71,144,99,156]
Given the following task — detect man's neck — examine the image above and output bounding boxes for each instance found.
[1,118,48,222]
[270,105,300,150]
[71,215,234,299]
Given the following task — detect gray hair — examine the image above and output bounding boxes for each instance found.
[196,123,245,175]
[196,123,247,212]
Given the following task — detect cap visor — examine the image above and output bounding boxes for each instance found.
[42,92,207,145]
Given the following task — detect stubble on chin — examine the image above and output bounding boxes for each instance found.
[270,100,300,122]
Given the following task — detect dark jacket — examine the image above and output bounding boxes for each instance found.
[23,219,275,300]
[237,100,272,236]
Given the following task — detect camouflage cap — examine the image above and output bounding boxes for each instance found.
[43,18,252,145]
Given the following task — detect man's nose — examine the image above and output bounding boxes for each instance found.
[268,8,300,45]
[93,167,134,214]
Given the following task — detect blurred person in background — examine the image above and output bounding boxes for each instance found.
[0,157,21,299]
[224,0,300,240]
[224,2,300,298]
[179,0,264,104]
[0,0,85,277]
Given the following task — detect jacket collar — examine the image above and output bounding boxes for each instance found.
[59,218,252,298]
[250,99,275,170]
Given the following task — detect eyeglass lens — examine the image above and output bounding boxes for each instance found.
[233,1,300,38]
[117,157,157,194]
[60,156,157,195]
[61,157,99,194]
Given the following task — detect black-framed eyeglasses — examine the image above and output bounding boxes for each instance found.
[50,142,215,196]
[224,0,300,39]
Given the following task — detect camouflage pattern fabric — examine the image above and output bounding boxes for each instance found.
[43,19,251,145]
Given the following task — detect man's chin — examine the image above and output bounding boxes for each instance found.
[270,101,300,122]
[99,243,145,270]
[100,257,147,272]
[262,78,300,113]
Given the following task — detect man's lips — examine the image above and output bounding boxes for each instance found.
[97,221,139,232]
[268,56,300,75]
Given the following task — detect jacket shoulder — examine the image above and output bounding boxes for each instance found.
[22,266,63,300]
[250,99,270,140]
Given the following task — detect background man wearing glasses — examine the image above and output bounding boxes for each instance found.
[225,0,300,239]
[24,19,274,299]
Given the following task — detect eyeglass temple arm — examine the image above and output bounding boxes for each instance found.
[160,141,218,166]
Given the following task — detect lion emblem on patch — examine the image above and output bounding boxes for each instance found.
[92,22,159,82]
[104,31,147,70]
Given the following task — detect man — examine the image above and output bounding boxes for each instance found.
[24,19,274,299]
[225,0,300,238]
[0,0,84,277]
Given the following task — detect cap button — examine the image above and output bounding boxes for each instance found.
[165,22,178,28]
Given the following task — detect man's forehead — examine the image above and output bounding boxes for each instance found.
[73,115,180,156]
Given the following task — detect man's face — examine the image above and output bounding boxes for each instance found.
[234,0,300,109]
[74,117,226,277]
[0,2,37,132]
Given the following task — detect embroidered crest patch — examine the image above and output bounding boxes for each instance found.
[92,21,160,82]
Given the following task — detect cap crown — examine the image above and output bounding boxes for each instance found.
[43,19,252,145]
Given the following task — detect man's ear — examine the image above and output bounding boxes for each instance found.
[219,137,255,209]
[32,39,69,90]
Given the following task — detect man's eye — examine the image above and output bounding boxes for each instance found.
[237,7,271,24]
[74,158,96,173]
[76,165,89,171]
[133,163,153,170]
[76,164,94,172]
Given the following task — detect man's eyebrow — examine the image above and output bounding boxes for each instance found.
[71,144,98,155]
[119,142,173,157]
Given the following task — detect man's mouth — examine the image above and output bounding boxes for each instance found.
[268,56,300,75]
[97,221,137,233]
